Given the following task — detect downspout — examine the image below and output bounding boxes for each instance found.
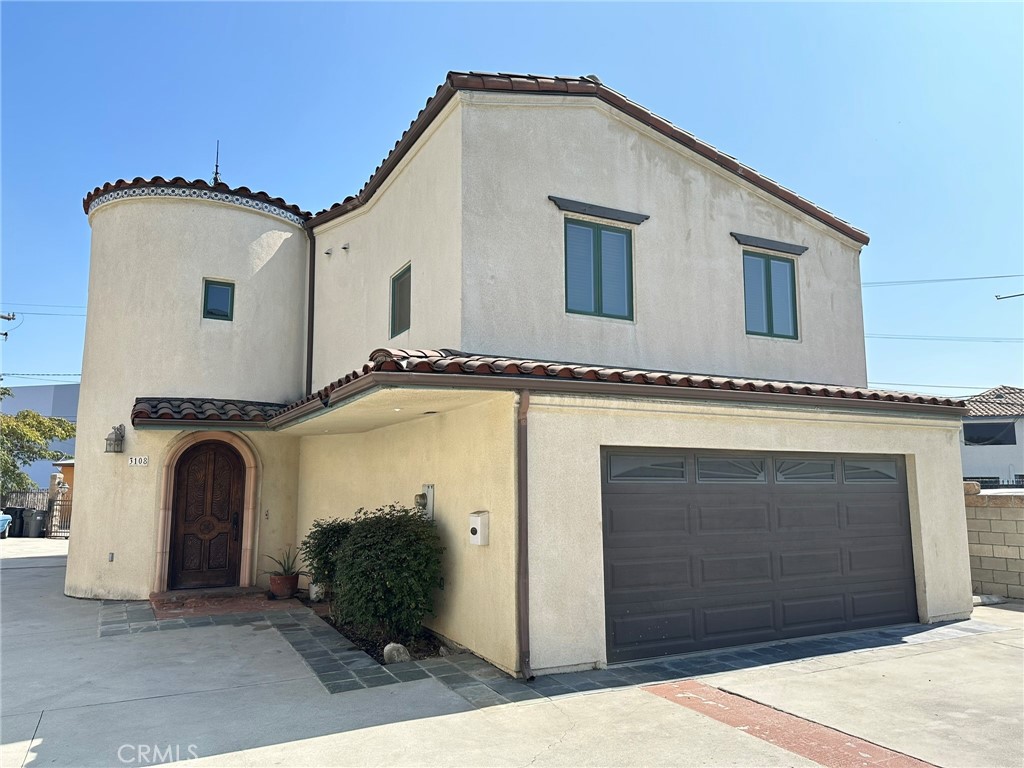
[517,390,533,680]
[304,223,316,396]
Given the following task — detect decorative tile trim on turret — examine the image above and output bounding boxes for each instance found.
[84,177,311,227]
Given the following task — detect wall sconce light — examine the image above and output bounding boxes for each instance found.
[324,248,333,256]
[105,424,125,453]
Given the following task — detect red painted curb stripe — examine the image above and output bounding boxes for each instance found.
[644,681,935,768]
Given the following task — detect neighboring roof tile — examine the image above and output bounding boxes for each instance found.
[131,398,285,426]
[83,177,311,220]
[309,72,870,245]
[965,386,1024,418]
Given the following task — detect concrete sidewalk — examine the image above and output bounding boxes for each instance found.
[1,538,1022,767]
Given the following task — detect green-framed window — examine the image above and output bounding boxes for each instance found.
[390,264,411,337]
[564,219,633,320]
[743,251,797,339]
[202,279,234,321]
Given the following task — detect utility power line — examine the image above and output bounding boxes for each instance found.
[0,302,87,309]
[862,274,1023,287]
[7,311,86,317]
[865,333,1023,343]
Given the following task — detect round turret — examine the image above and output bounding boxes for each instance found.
[67,178,309,599]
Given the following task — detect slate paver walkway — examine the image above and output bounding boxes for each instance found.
[96,600,1010,710]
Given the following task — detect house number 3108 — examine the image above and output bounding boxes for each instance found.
[128,456,150,467]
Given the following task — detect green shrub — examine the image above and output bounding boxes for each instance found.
[331,503,444,638]
[299,518,353,592]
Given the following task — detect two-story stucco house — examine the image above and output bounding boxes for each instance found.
[67,71,972,677]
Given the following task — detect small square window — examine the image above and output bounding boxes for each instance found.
[564,219,633,320]
[391,264,411,337]
[743,252,797,339]
[203,280,234,321]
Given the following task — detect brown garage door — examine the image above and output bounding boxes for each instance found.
[602,449,918,663]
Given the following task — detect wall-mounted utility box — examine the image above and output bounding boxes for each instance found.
[469,511,489,546]
[415,484,435,519]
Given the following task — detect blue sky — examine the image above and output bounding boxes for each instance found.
[2,2,1021,397]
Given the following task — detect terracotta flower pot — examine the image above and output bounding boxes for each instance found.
[269,574,299,599]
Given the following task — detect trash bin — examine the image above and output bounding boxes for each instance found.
[23,509,47,538]
[4,508,26,538]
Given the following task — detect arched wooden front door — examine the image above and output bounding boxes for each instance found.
[169,441,245,589]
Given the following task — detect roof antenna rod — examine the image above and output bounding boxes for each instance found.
[212,140,221,185]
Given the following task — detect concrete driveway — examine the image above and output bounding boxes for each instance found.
[2,538,1021,767]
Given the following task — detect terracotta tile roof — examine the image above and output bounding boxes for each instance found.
[133,351,965,430]
[965,385,1024,418]
[131,398,285,426]
[309,72,869,245]
[83,177,311,220]
[355,349,962,406]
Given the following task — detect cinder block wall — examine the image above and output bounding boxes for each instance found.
[964,483,1024,599]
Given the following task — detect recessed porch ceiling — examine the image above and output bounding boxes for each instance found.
[277,387,506,436]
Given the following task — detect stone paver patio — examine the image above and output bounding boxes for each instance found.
[98,598,1012,709]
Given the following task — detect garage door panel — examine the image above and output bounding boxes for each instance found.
[847,542,913,578]
[781,594,847,628]
[846,500,909,530]
[778,549,843,579]
[609,557,692,591]
[603,449,917,662]
[850,586,916,621]
[612,610,694,646]
[698,553,773,586]
[604,500,690,536]
[776,503,841,532]
[702,601,775,638]
[695,504,770,534]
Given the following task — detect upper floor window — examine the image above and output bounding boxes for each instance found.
[203,279,234,321]
[564,219,633,320]
[963,421,1017,446]
[390,264,411,337]
[743,251,797,339]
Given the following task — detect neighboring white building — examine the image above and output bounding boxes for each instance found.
[961,385,1024,485]
[67,72,972,676]
[0,383,79,488]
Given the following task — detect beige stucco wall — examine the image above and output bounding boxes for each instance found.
[459,92,868,386]
[294,393,519,673]
[525,394,971,673]
[310,100,463,388]
[65,429,299,599]
[83,198,307,404]
[67,197,307,599]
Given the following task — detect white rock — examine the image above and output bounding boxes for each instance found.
[383,642,412,664]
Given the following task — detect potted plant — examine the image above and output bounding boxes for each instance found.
[264,547,308,599]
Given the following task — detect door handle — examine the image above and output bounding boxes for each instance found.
[232,512,240,541]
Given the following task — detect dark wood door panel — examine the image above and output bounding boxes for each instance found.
[169,442,244,589]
